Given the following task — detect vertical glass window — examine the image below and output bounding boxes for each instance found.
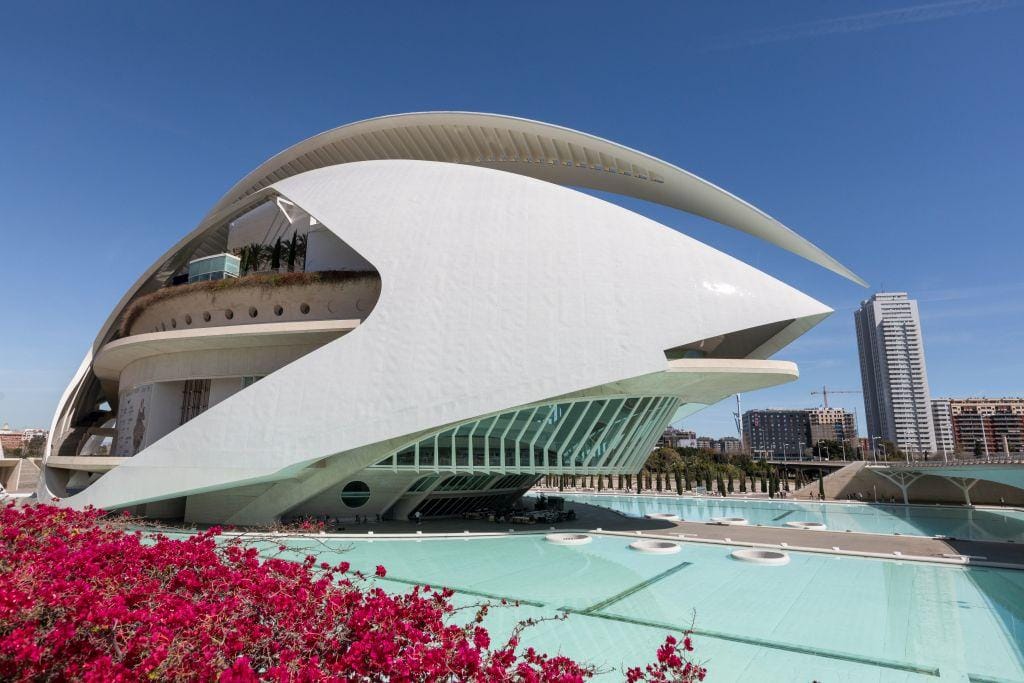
[396,446,415,466]
[487,412,516,467]
[437,430,454,467]
[547,402,591,460]
[418,436,437,469]
[580,398,626,467]
[455,423,474,467]
[180,379,211,425]
[565,402,606,466]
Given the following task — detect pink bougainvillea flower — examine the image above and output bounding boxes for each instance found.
[0,503,705,682]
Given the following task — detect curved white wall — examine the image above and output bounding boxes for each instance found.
[45,160,831,514]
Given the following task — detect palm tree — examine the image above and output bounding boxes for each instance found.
[285,230,299,272]
[296,232,307,264]
[271,237,283,271]
[240,243,264,274]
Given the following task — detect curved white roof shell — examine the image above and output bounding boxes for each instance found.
[207,111,864,286]
[46,160,828,514]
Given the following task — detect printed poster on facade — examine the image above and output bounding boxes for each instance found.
[113,384,152,457]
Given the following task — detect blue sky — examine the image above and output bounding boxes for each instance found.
[1,1,1022,437]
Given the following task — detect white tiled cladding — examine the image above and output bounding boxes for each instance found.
[44,160,831,522]
[118,344,321,393]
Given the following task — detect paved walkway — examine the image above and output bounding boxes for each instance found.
[320,501,1024,569]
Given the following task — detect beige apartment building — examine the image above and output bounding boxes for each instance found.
[808,408,859,448]
[932,398,1024,456]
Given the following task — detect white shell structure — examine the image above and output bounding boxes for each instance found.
[731,549,791,565]
[710,517,751,526]
[645,513,682,522]
[785,521,828,531]
[629,540,682,554]
[41,112,858,525]
[545,533,593,546]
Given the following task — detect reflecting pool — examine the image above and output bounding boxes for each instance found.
[549,492,1024,542]
[266,533,1024,681]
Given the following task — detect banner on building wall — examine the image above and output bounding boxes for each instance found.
[113,384,152,457]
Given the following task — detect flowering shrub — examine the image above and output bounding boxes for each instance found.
[0,504,705,681]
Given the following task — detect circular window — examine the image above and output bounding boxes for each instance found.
[171,318,177,329]
[249,306,258,318]
[274,304,283,316]
[203,311,211,322]
[341,481,370,508]
[184,314,192,325]
[300,303,310,315]
[225,310,234,320]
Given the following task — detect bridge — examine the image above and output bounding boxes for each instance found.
[870,456,1024,505]
[764,458,850,470]
[760,456,1024,505]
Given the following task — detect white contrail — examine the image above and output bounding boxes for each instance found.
[711,0,1018,49]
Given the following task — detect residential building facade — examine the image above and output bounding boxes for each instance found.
[808,407,858,448]
[854,292,936,455]
[696,436,715,452]
[938,398,1024,456]
[657,427,697,449]
[0,425,49,457]
[743,407,857,458]
[931,399,956,456]
[0,424,23,454]
[742,409,811,458]
[718,436,743,455]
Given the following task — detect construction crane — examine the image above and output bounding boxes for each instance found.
[732,394,743,448]
[810,385,861,409]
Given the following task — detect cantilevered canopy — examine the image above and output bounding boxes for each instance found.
[207,111,865,285]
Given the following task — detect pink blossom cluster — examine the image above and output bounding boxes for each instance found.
[0,504,705,681]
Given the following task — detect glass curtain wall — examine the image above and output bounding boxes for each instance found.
[372,395,678,475]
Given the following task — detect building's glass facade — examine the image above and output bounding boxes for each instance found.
[371,395,679,475]
[187,253,241,283]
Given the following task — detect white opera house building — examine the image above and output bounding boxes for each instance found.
[41,112,862,524]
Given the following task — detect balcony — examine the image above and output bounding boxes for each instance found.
[119,270,380,338]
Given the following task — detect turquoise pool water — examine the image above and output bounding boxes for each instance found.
[269,533,1024,681]
[548,493,1024,542]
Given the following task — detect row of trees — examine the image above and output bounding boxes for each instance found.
[236,231,308,275]
[542,446,828,498]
